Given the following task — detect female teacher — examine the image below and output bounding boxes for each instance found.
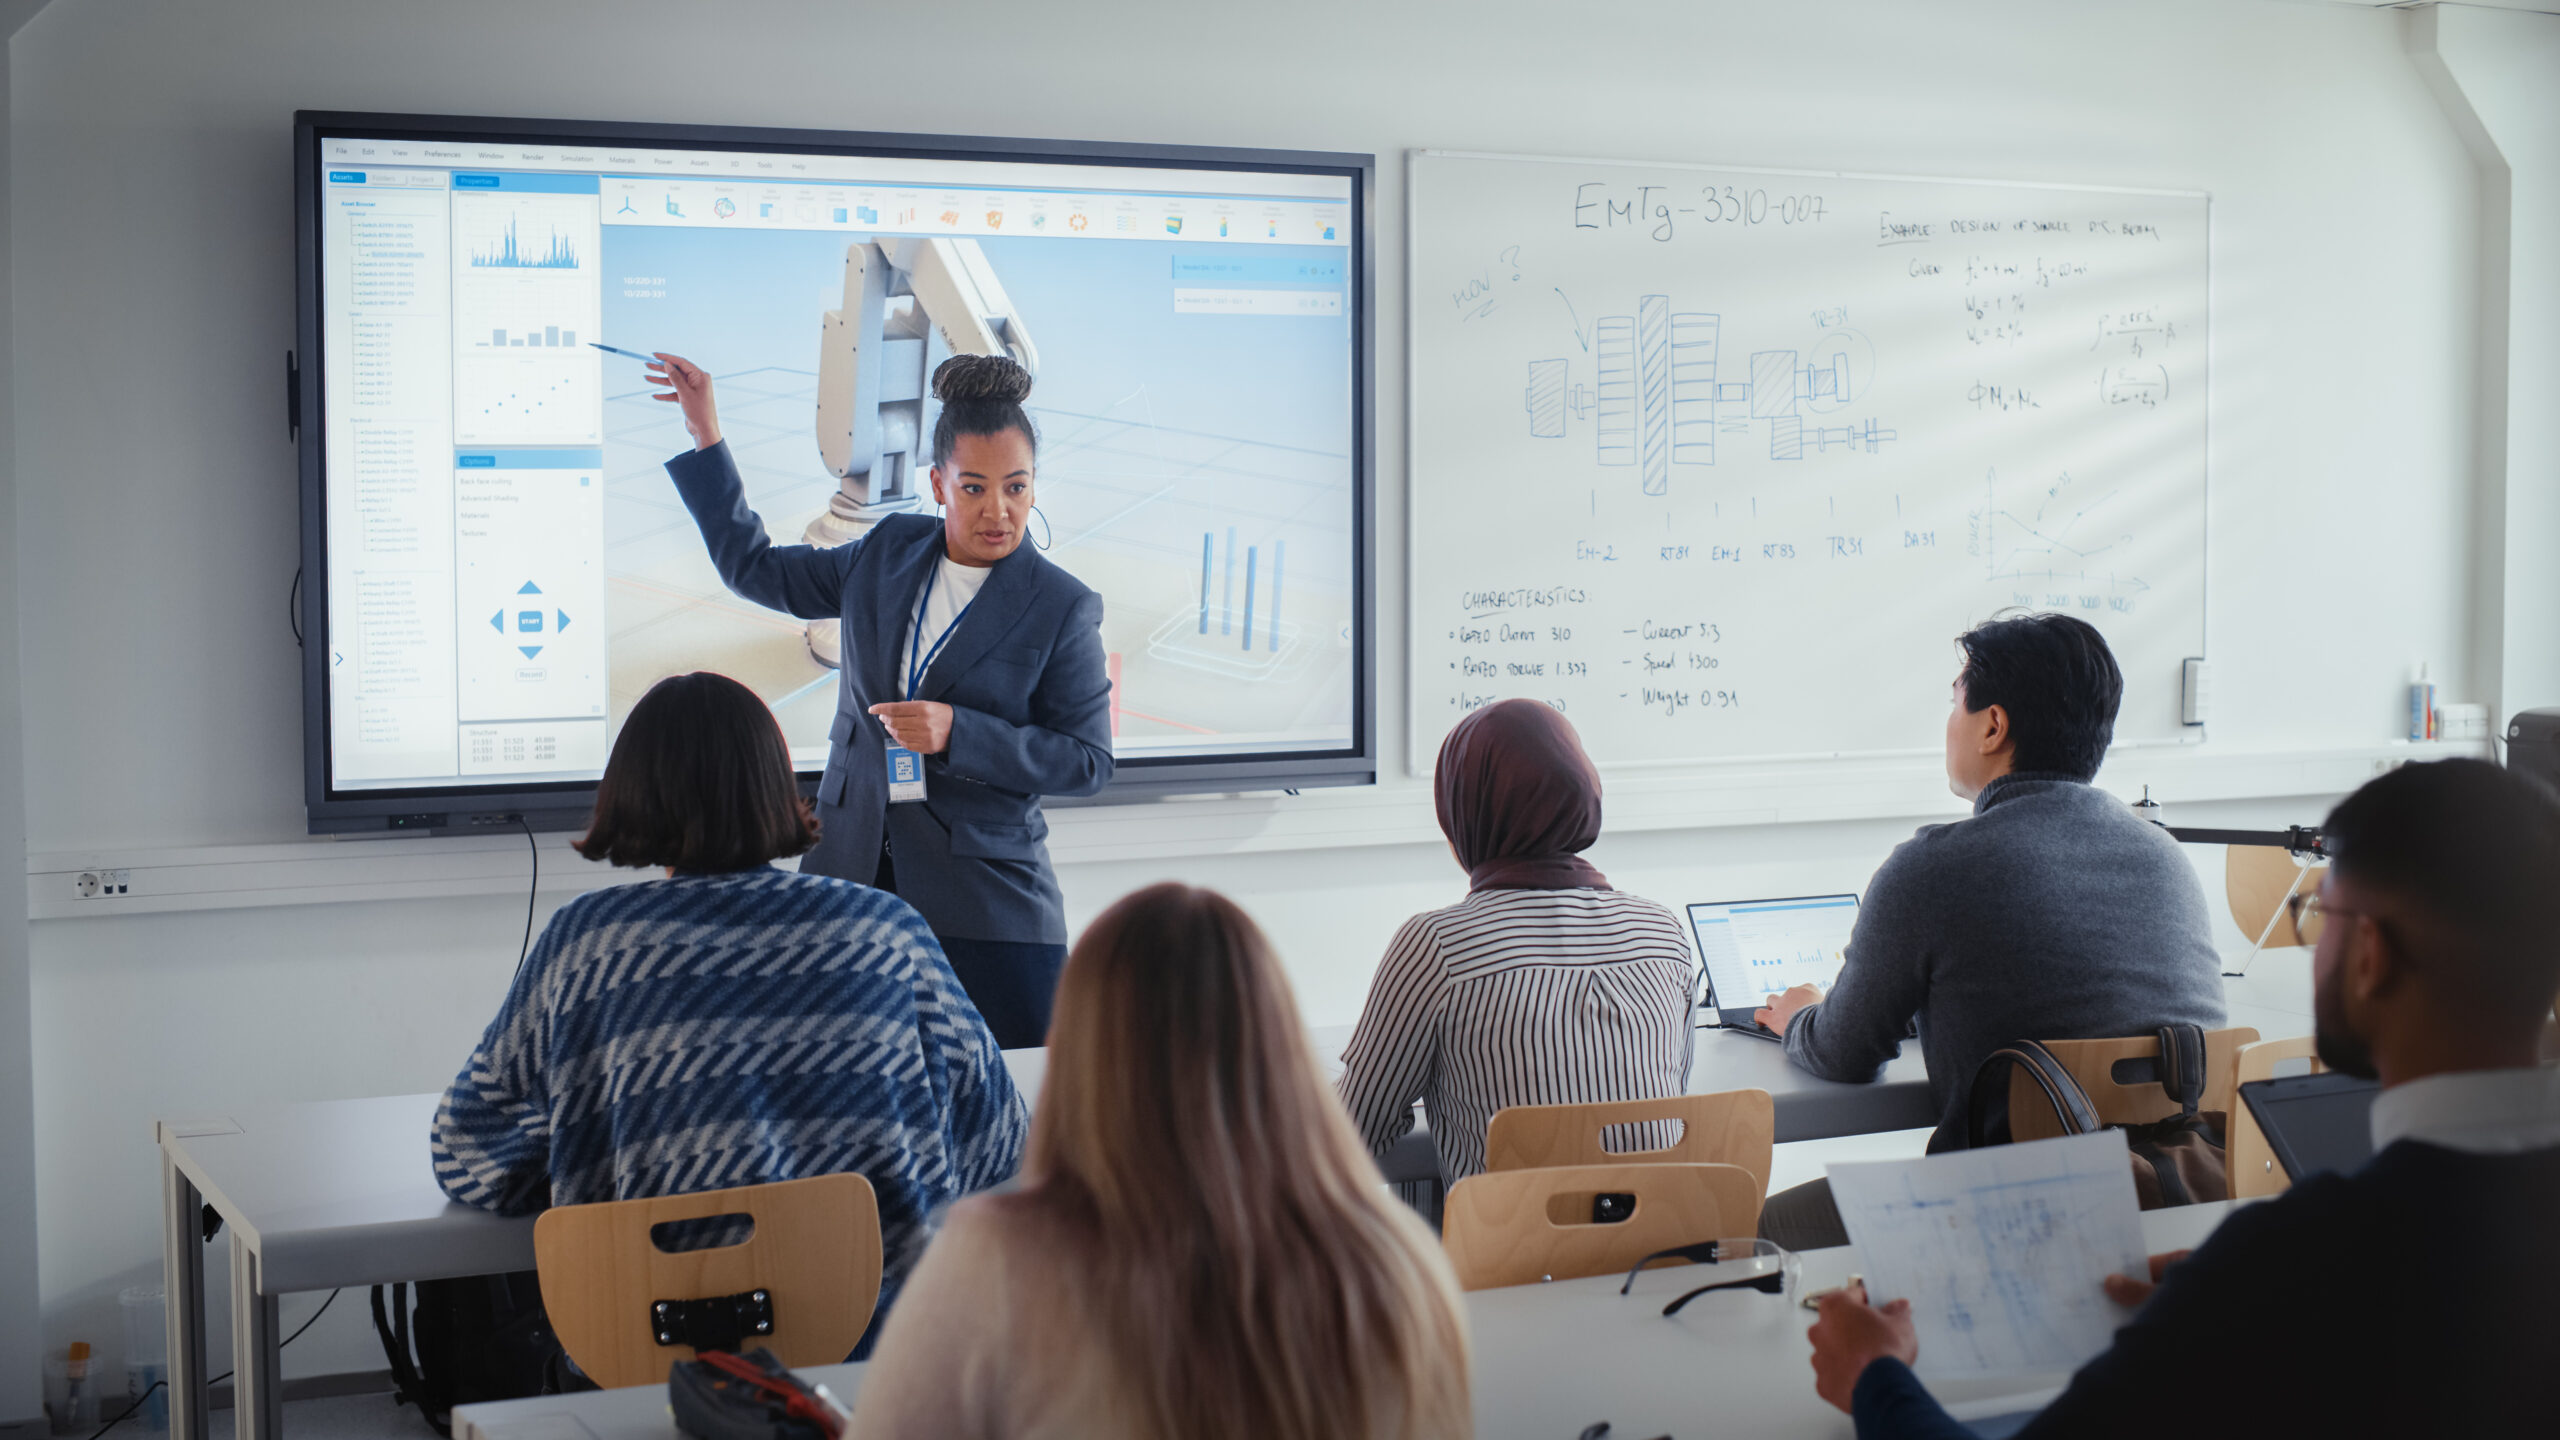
[649,351,1113,1048]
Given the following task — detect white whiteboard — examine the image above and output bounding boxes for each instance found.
[1408,151,2207,772]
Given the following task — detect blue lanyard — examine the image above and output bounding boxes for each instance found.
[905,566,976,702]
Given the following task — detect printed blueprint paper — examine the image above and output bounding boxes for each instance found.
[1829,1130,2149,1378]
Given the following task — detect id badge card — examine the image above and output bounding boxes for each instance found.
[885,744,927,803]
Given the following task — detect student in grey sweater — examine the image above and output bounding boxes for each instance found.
[1755,613,2225,1250]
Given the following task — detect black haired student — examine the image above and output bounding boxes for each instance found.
[649,351,1111,1048]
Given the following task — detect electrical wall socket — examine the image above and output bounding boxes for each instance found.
[72,869,131,899]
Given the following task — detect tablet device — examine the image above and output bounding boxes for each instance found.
[1684,894,1859,1039]
[2240,1070,2380,1183]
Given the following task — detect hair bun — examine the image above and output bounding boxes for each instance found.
[932,353,1034,404]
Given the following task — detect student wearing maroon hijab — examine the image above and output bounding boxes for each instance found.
[1337,700,1699,1183]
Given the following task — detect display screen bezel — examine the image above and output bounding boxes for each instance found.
[295,110,1376,834]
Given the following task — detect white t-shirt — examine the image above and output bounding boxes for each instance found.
[898,555,995,698]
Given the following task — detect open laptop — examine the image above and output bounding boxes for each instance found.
[1684,894,1859,1041]
[2240,1070,2381,1184]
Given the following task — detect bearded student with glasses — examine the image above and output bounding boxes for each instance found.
[1806,759,2560,1440]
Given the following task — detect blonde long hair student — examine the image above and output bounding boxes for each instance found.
[849,883,1472,1440]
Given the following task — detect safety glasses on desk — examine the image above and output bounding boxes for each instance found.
[1618,1237,1799,1315]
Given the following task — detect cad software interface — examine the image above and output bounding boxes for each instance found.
[317,131,1356,794]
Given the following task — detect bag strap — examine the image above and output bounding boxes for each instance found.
[2153,1024,2207,1121]
[371,1284,430,1418]
[1966,1039,2102,1147]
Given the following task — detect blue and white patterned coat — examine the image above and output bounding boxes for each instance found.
[431,868,1027,1320]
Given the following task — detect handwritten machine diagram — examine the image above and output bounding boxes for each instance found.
[1524,294,1897,494]
[1406,152,2211,768]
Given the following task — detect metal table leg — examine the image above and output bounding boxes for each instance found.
[227,1235,282,1440]
[158,1147,206,1440]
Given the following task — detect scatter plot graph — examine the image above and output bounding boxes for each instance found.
[461,368,593,432]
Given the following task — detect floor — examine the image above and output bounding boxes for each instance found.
[100,1394,421,1440]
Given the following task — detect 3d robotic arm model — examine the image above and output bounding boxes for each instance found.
[802,236,1037,666]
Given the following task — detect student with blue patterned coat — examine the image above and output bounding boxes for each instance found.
[431,672,1027,1339]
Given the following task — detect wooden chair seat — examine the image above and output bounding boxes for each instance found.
[1482,1090,1774,1199]
[532,1173,882,1389]
[1441,1161,1761,1292]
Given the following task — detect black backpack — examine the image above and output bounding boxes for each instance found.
[372,1275,577,1435]
[1964,1023,2232,1208]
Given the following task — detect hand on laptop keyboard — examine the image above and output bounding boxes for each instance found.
[1753,983,1826,1036]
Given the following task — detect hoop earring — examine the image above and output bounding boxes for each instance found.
[1029,505,1053,551]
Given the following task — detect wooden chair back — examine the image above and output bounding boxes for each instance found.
[532,1174,881,1389]
[2225,845,2326,948]
[1441,1162,1761,1292]
[2226,1036,2326,1199]
[2007,1027,2261,1141]
[1482,1090,1774,1197]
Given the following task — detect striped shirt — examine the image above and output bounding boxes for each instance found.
[1337,887,1698,1183]
[431,868,1027,1321]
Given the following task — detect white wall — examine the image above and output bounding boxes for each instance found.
[9,0,2498,1386]
[0,21,41,1424]
[2409,4,2560,722]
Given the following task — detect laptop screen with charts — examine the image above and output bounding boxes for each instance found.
[2240,1071,2380,1185]
[1685,894,1860,1033]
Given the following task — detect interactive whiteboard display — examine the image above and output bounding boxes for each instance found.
[1408,151,2207,771]
[298,114,1373,831]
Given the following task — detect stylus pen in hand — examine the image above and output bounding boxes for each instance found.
[590,342,667,362]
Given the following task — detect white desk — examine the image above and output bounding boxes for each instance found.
[157,971,2321,1440]
[157,1099,536,1440]
[140,1014,1925,1434]
[989,1022,1937,1161]
[449,1204,2236,1440]
[152,1050,1045,1440]
[154,1027,1929,1440]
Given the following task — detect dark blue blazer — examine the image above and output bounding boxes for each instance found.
[665,441,1113,944]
